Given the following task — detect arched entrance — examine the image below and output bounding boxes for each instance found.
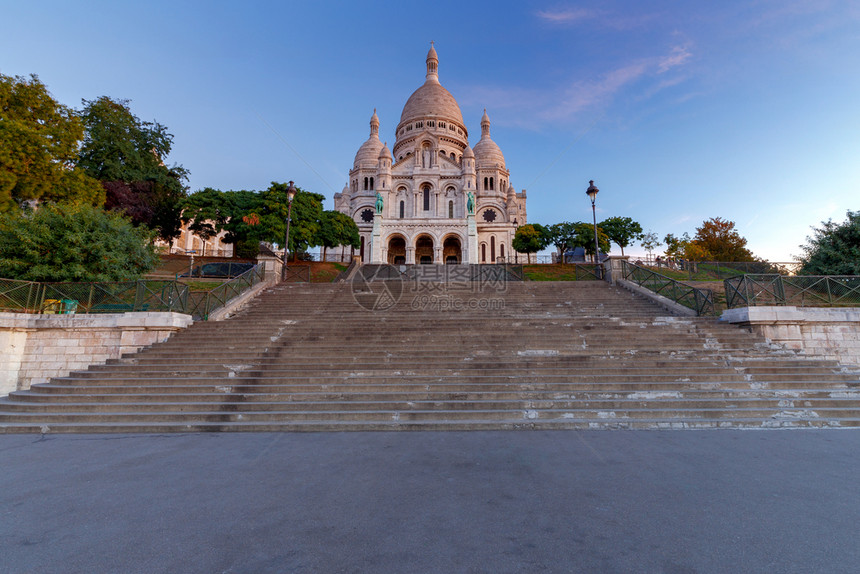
[443,236,462,264]
[387,236,406,265]
[415,234,434,264]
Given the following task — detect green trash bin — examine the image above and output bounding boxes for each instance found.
[61,299,78,314]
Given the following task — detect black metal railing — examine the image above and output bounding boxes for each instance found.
[0,263,266,320]
[724,274,860,309]
[620,260,714,316]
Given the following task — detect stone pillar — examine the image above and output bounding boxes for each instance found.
[371,216,383,263]
[604,256,629,285]
[406,246,416,264]
[467,215,479,264]
[434,247,442,264]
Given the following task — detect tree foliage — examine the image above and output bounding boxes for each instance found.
[180,183,357,259]
[318,210,361,260]
[545,222,578,256]
[798,210,860,275]
[512,224,547,263]
[572,222,610,259]
[0,204,160,282]
[0,74,104,212]
[599,216,642,256]
[77,96,187,240]
[692,217,755,262]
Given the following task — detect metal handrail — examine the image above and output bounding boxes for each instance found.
[724,274,860,308]
[0,263,266,320]
[620,260,714,316]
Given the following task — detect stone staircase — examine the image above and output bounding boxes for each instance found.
[1,279,859,433]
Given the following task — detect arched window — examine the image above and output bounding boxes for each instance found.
[481,243,486,262]
[423,186,430,211]
[369,177,374,189]
[399,201,405,218]
[490,177,494,191]
[450,152,455,160]
[500,244,505,260]
[448,200,454,218]
[483,177,488,190]
[491,236,496,261]
[363,177,368,190]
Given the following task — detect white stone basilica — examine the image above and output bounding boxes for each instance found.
[334,44,527,264]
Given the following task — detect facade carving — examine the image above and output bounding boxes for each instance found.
[334,43,527,264]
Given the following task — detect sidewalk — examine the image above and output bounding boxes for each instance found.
[2,430,858,573]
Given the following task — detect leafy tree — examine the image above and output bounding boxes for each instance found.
[180,183,327,259]
[318,210,360,261]
[545,222,577,258]
[640,230,661,261]
[77,96,188,240]
[0,203,159,282]
[0,74,104,211]
[692,217,755,262]
[600,216,642,256]
[665,232,710,261]
[572,222,610,262]
[512,224,547,263]
[798,210,860,275]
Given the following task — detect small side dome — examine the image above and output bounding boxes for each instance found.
[463,145,475,159]
[379,142,392,160]
[473,109,505,167]
[354,137,383,166]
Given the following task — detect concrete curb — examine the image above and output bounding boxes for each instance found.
[616,278,697,317]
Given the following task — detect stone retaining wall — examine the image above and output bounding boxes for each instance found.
[721,306,860,368]
[0,312,193,395]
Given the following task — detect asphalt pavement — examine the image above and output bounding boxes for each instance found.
[1,430,858,573]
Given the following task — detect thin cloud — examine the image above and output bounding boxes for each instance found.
[658,45,692,73]
[536,8,594,24]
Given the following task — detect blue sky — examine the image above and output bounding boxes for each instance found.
[3,0,858,261]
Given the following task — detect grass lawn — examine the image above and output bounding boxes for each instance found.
[523,264,601,281]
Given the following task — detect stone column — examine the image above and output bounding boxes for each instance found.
[406,247,416,264]
[467,215,479,264]
[371,216,383,263]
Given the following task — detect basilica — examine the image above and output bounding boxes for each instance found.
[334,44,527,264]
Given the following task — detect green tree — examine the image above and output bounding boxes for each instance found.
[0,74,104,211]
[798,210,860,275]
[512,224,547,263]
[692,217,755,262]
[545,222,577,259]
[180,183,327,259]
[0,204,159,282]
[600,216,642,256]
[317,210,360,261]
[77,96,188,240]
[572,222,610,262]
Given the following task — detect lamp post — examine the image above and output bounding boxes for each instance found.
[586,180,601,278]
[281,181,297,282]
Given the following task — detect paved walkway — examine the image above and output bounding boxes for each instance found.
[2,430,859,573]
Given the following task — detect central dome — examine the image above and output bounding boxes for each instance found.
[398,43,464,128]
[399,80,464,126]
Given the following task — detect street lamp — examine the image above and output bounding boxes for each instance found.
[586,180,601,278]
[282,181,297,281]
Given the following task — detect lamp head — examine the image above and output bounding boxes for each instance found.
[586,180,599,203]
[287,181,297,202]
